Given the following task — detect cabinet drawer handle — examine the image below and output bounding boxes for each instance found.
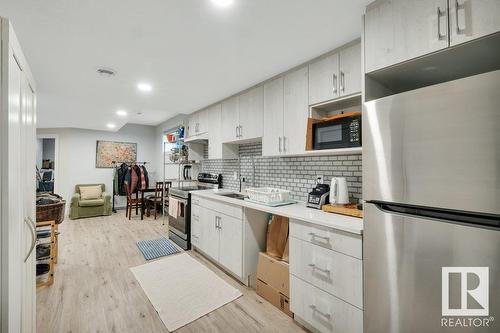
[437,7,447,40]
[308,263,331,274]
[308,232,330,241]
[309,305,331,319]
[455,0,466,34]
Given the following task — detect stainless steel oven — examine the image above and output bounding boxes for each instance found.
[168,173,221,250]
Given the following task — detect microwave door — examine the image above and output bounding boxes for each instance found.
[315,124,343,149]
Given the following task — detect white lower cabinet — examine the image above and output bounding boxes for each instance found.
[291,276,363,333]
[290,237,363,309]
[289,219,363,333]
[191,195,267,285]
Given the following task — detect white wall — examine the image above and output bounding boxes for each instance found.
[37,124,156,212]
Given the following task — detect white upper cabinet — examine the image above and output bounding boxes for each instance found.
[263,77,285,156]
[339,43,362,97]
[207,103,238,159]
[283,66,309,155]
[197,108,208,134]
[221,96,240,143]
[364,0,449,73]
[309,53,340,105]
[238,85,264,141]
[187,108,208,138]
[207,104,222,159]
[309,42,361,104]
[449,0,500,46]
[187,112,198,138]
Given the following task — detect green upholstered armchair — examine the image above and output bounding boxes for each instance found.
[69,184,112,219]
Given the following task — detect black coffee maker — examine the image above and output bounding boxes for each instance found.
[307,183,330,209]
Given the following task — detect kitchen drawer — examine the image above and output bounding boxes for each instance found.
[290,237,362,309]
[289,219,362,259]
[291,275,363,333]
[196,196,243,220]
[191,196,202,206]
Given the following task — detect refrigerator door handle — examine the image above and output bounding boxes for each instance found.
[370,201,500,230]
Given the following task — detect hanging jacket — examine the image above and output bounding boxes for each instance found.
[131,165,141,193]
[140,165,149,190]
[117,163,129,195]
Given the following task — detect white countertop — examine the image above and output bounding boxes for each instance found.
[191,189,363,235]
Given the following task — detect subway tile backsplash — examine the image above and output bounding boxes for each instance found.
[200,143,362,203]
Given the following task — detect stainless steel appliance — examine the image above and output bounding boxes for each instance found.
[363,70,500,333]
[312,112,361,150]
[168,173,221,250]
[307,183,330,209]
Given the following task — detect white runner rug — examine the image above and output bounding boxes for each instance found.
[131,253,242,331]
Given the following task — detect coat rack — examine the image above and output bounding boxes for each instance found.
[111,161,149,213]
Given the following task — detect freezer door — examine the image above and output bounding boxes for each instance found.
[363,70,500,215]
[364,203,500,333]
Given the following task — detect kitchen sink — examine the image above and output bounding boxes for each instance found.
[215,192,247,200]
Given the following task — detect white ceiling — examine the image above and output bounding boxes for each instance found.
[1,0,370,131]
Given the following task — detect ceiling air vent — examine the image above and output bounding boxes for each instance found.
[96,67,116,77]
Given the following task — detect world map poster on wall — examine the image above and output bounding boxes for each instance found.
[96,140,137,168]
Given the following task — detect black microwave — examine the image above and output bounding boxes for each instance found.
[312,113,361,150]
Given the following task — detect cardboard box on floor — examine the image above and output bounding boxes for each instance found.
[256,279,293,318]
[256,252,292,317]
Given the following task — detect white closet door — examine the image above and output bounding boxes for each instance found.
[20,74,36,333]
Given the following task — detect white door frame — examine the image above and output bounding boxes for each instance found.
[36,134,59,194]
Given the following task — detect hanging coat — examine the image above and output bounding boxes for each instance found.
[117,163,129,195]
[140,165,149,190]
[125,165,140,194]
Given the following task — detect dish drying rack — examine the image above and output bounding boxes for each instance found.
[245,187,295,206]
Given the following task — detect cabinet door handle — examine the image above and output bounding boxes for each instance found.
[24,217,36,263]
[283,136,287,153]
[455,0,466,34]
[308,232,330,242]
[218,216,222,230]
[340,71,345,93]
[309,305,331,319]
[437,6,447,40]
[239,125,242,138]
[236,126,239,138]
[332,73,337,94]
[308,263,331,274]
[279,137,282,153]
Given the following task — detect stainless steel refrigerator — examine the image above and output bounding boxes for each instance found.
[363,69,500,333]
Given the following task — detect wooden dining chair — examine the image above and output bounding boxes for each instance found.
[146,181,171,219]
[124,181,141,220]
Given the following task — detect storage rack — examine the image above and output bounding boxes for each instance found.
[36,220,56,288]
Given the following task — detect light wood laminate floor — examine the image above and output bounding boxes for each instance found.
[37,211,306,333]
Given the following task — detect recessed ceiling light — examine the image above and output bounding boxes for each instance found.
[211,0,234,8]
[106,123,116,129]
[137,82,153,92]
[116,109,128,117]
[137,112,143,115]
